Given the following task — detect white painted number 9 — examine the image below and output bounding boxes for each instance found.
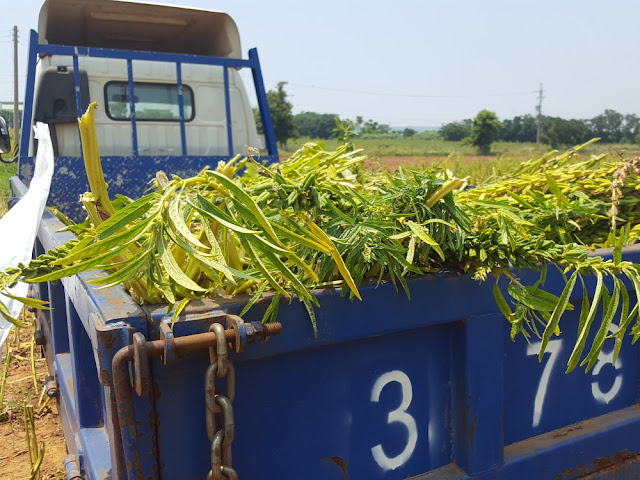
[370,370,418,471]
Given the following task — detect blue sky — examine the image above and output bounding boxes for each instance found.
[1,0,638,127]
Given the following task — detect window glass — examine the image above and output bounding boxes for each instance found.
[105,82,194,121]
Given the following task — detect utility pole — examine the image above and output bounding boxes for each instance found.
[535,83,544,144]
[13,25,20,140]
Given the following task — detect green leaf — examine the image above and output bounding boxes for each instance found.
[539,270,577,361]
[157,233,207,293]
[298,214,362,301]
[0,296,28,328]
[209,171,281,245]
[582,276,621,371]
[193,195,262,235]
[0,291,51,311]
[612,284,632,365]
[170,298,190,327]
[272,221,329,253]
[247,237,313,301]
[96,192,155,239]
[493,282,515,328]
[508,284,575,313]
[28,243,132,283]
[566,270,603,372]
[168,196,207,249]
[53,220,150,266]
[239,282,269,317]
[88,251,150,288]
[302,296,318,339]
[406,221,445,261]
[241,239,290,298]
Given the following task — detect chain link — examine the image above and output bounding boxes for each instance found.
[206,323,238,480]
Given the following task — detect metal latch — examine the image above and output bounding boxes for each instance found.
[111,315,282,479]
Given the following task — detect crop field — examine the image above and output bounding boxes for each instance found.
[283,137,640,184]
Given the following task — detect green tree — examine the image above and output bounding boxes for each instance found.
[589,109,624,143]
[622,114,640,143]
[439,119,472,141]
[498,115,537,142]
[542,117,590,148]
[402,128,417,138]
[360,119,391,135]
[470,110,501,154]
[293,112,338,139]
[254,82,297,148]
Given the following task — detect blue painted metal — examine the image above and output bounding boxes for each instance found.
[19,154,276,222]
[19,30,38,157]
[126,59,138,157]
[17,29,279,220]
[223,66,234,157]
[249,48,278,154]
[176,63,188,156]
[72,55,84,155]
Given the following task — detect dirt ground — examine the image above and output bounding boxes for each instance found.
[0,313,67,480]
[363,154,497,170]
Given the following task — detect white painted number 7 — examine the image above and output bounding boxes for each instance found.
[527,339,562,428]
[370,370,418,471]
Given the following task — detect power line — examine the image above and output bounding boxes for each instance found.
[239,72,538,100]
[282,82,538,99]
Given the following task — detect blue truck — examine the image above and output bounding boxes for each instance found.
[7,0,640,478]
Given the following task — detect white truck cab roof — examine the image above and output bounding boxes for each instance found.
[38,0,242,58]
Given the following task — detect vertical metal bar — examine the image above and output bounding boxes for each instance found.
[66,304,103,428]
[248,48,278,160]
[72,55,83,119]
[72,54,83,157]
[223,66,234,156]
[19,30,39,163]
[127,59,138,156]
[455,313,505,475]
[176,62,187,156]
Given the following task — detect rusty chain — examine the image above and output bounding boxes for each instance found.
[206,323,238,480]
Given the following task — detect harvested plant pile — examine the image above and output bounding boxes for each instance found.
[1,104,640,373]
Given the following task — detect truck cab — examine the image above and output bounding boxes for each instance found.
[16,0,278,220]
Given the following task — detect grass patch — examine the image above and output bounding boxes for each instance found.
[281,137,640,185]
[283,137,640,159]
[0,162,17,198]
[0,128,18,199]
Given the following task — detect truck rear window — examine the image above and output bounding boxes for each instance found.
[105,82,194,121]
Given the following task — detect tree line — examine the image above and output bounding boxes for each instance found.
[253,82,427,148]
[437,110,640,147]
[256,82,640,151]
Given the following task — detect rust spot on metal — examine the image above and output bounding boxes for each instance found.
[554,450,640,479]
[322,456,350,480]
[469,415,478,440]
[553,424,583,438]
[589,449,637,474]
[112,323,283,478]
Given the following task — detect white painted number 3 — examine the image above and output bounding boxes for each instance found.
[370,370,418,471]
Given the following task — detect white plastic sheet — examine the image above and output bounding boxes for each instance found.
[0,123,54,349]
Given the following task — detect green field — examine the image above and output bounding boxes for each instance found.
[2,136,638,207]
[283,137,640,184]
[0,129,17,201]
[284,136,640,158]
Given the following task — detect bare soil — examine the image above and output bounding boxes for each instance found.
[362,154,498,171]
[0,315,66,480]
